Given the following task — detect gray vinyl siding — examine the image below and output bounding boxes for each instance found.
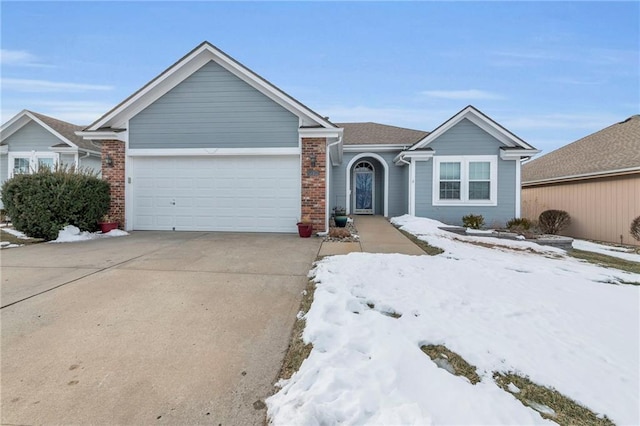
[79,154,102,176]
[330,151,407,217]
[129,61,299,149]
[59,154,75,169]
[2,121,60,151]
[414,119,516,227]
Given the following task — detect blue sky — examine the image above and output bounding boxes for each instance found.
[1,1,638,156]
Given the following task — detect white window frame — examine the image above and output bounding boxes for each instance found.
[432,155,498,206]
[8,151,58,178]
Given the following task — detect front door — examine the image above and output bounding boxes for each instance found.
[354,161,374,214]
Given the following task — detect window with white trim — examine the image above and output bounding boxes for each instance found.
[8,152,58,177]
[433,156,498,206]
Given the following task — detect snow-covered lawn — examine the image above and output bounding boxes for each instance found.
[573,239,640,263]
[267,215,640,425]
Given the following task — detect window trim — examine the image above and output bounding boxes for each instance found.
[432,155,498,206]
[8,151,58,178]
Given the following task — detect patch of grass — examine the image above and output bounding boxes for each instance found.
[570,249,640,276]
[276,280,316,381]
[494,372,614,425]
[396,228,444,255]
[0,229,44,246]
[420,344,481,384]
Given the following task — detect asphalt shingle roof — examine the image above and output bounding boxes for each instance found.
[29,111,101,152]
[336,122,429,146]
[522,115,640,183]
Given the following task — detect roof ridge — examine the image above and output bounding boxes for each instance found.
[336,121,429,133]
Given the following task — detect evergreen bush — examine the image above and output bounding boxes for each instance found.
[1,165,110,240]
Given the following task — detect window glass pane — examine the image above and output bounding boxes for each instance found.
[13,158,30,174]
[469,181,490,200]
[38,158,54,170]
[469,162,490,180]
[439,162,460,180]
[440,181,461,199]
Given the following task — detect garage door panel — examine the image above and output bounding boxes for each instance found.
[132,156,300,232]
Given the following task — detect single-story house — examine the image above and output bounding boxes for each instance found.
[522,115,640,246]
[0,110,102,207]
[70,41,538,233]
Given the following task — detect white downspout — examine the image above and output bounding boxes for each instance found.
[325,137,343,233]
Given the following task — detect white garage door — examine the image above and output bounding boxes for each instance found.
[131,156,300,232]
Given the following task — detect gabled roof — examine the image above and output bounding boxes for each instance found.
[409,105,537,152]
[522,115,640,184]
[85,41,337,133]
[336,122,429,146]
[1,110,100,152]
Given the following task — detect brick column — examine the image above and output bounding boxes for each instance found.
[101,140,126,229]
[301,137,327,232]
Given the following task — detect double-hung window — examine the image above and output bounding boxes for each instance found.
[433,156,497,206]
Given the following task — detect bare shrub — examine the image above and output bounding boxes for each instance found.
[630,216,640,241]
[538,210,571,235]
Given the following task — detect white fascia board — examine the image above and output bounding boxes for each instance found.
[394,150,433,165]
[89,43,336,131]
[27,113,79,149]
[1,110,78,150]
[411,106,534,151]
[76,130,126,142]
[299,128,343,139]
[500,149,540,160]
[0,110,31,141]
[49,146,78,154]
[127,147,300,157]
[343,144,406,152]
[522,166,640,186]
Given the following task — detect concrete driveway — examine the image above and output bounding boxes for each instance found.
[1,231,320,425]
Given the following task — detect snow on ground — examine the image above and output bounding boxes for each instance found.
[573,239,640,263]
[0,241,22,249]
[1,227,31,239]
[267,215,640,425]
[50,225,129,243]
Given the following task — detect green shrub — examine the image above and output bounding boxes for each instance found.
[538,209,571,235]
[1,165,110,240]
[631,216,640,241]
[506,217,532,231]
[462,214,485,229]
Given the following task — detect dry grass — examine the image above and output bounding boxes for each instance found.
[494,372,614,425]
[396,228,444,256]
[329,228,351,239]
[420,344,481,384]
[276,280,316,381]
[570,249,640,276]
[0,229,43,246]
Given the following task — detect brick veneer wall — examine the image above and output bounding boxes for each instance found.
[101,140,126,229]
[301,137,327,231]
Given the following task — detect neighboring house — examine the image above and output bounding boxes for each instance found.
[74,41,538,233]
[0,110,102,206]
[522,115,640,246]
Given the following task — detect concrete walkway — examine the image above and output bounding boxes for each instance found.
[319,216,425,256]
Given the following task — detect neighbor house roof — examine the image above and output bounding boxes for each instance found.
[336,122,429,145]
[28,111,100,152]
[522,115,640,185]
[0,110,100,153]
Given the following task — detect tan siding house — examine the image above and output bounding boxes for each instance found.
[522,115,640,246]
